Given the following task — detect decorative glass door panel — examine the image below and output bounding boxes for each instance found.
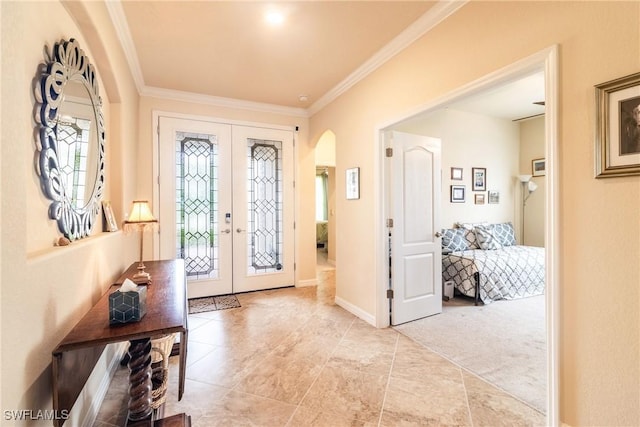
[158,118,294,297]
[247,139,283,274]
[176,132,218,280]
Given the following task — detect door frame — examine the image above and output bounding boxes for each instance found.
[151,110,298,287]
[373,45,559,426]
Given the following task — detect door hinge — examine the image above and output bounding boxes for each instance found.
[387,289,394,299]
[386,147,393,157]
[387,218,393,228]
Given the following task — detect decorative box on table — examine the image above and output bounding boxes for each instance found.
[109,284,147,325]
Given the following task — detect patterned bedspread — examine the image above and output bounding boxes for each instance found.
[442,245,545,303]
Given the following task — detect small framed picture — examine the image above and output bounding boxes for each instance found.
[451,167,463,180]
[474,193,485,205]
[532,158,546,176]
[346,167,360,200]
[102,201,118,232]
[488,190,500,204]
[595,72,640,178]
[472,167,486,191]
[450,185,465,203]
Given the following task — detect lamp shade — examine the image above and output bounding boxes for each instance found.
[125,200,157,224]
[518,174,532,183]
[528,180,538,192]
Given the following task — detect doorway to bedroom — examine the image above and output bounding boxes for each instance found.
[378,47,558,423]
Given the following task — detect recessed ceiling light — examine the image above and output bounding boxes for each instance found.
[298,95,309,103]
[265,10,285,26]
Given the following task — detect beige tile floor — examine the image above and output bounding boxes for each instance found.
[94,266,545,427]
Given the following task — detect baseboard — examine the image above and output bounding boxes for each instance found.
[67,342,128,427]
[335,296,376,327]
[297,278,317,287]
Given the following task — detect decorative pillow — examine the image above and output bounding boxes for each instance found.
[454,222,488,249]
[441,228,469,254]
[473,224,504,250]
[492,222,517,246]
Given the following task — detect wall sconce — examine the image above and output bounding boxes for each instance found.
[123,200,157,284]
[518,175,538,243]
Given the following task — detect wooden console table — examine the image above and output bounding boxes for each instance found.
[52,259,189,426]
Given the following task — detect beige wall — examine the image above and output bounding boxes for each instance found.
[1,0,139,421]
[520,116,545,247]
[136,96,315,285]
[395,109,520,230]
[309,1,639,425]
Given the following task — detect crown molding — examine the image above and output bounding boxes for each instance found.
[142,86,309,118]
[307,0,467,116]
[105,0,145,94]
[107,0,465,118]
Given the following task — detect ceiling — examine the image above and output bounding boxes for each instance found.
[109,1,545,119]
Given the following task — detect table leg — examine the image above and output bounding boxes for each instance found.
[127,338,153,422]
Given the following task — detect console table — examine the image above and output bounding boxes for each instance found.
[52,259,189,426]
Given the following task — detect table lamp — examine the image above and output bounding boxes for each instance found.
[123,200,157,284]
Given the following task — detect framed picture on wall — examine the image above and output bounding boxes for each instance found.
[450,185,465,203]
[532,158,546,176]
[451,167,463,180]
[474,193,485,205]
[346,167,360,200]
[595,72,640,178]
[488,190,500,204]
[472,167,486,191]
[102,201,118,232]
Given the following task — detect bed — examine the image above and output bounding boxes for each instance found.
[441,222,545,304]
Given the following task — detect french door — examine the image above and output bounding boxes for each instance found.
[157,117,294,298]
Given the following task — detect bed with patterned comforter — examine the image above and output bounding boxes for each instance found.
[440,222,545,304]
[442,245,545,304]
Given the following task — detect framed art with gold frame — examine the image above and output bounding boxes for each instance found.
[595,72,640,178]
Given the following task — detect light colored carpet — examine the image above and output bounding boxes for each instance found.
[394,295,546,413]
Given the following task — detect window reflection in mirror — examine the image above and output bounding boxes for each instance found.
[56,79,99,210]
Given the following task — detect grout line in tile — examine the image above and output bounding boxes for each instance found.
[284,316,357,426]
[393,330,546,416]
[376,332,400,427]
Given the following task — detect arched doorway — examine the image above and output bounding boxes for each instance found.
[315,130,336,273]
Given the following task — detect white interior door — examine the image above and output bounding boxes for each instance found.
[388,131,442,325]
[158,117,294,298]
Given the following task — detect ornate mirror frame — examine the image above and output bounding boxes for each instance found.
[34,38,105,241]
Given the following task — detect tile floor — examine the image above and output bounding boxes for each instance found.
[94,267,545,427]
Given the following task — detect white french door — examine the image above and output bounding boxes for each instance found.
[387,131,442,325]
[157,117,294,298]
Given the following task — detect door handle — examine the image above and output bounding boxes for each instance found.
[236,228,245,233]
[435,232,442,238]
[221,229,231,234]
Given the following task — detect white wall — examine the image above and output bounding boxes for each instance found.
[395,109,519,230]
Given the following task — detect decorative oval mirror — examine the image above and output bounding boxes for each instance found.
[34,38,105,241]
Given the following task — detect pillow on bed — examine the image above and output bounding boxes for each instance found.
[441,228,469,254]
[473,224,504,250]
[492,222,517,246]
[454,222,488,249]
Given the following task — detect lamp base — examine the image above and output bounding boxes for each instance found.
[132,267,152,285]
